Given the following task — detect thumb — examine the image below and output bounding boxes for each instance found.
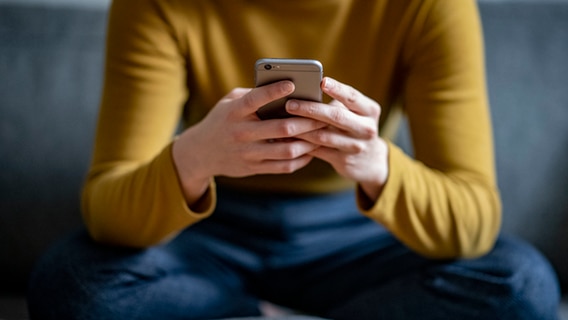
[238,80,295,116]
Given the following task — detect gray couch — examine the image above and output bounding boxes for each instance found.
[1,1,567,319]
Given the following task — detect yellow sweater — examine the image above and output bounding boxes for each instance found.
[82,0,501,258]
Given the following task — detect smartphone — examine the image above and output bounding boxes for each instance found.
[255,58,323,120]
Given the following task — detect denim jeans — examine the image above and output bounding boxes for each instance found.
[28,188,560,320]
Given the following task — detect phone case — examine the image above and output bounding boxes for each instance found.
[255,58,323,120]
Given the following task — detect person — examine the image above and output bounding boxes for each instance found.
[27,0,560,319]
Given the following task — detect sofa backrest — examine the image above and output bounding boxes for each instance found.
[481,1,568,291]
[0,4,107,292]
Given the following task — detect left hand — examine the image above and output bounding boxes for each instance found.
[285,77,389,201]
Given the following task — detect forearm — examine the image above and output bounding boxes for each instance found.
[82,144,215,248]
[358,143,501,259]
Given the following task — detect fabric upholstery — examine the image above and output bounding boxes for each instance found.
[0,4,105,291]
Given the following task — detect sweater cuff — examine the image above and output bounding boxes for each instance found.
[357,141,406,222]
[162,142,217,219]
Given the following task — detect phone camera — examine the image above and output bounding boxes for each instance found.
[264,64,272,70]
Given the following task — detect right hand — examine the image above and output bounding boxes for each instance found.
[172,80,326,202]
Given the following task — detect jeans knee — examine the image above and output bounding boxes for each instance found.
[487,236,561,319]
[26,229,262,319]
[418,236,560,320]
[27,230,152,319]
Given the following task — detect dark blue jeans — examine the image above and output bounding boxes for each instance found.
[28,188,560,320]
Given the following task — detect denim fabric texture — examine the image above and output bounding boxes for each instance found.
[28,188,560,320]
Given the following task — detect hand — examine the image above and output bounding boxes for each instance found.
[172,81,327,204]
[286,77,389,201]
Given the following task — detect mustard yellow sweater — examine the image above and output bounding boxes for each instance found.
[82,0,501,258]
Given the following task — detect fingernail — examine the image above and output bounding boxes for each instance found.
[324,78,334,90]
[287,100,299,110]
[283,81,295,93]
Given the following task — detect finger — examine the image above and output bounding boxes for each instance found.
[257,139,319,161]
[257,155,314,175]
[296,127,365,153]
[237,80,295,116]
[308,147,339,166]
[234,117,328,142]
[321,77,380,118]
[287,100,377,139]
[238,141,317,175]
[222,87,252,100]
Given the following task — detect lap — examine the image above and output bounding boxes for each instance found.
[28,188,561,320]
[28,231,559,320]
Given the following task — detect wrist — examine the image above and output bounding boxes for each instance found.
[172,134,212,205]
[359,181,386,205]
[359,138,389,202]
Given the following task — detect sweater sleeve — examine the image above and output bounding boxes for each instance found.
[81,0,215,248]
[358,0,501,259]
